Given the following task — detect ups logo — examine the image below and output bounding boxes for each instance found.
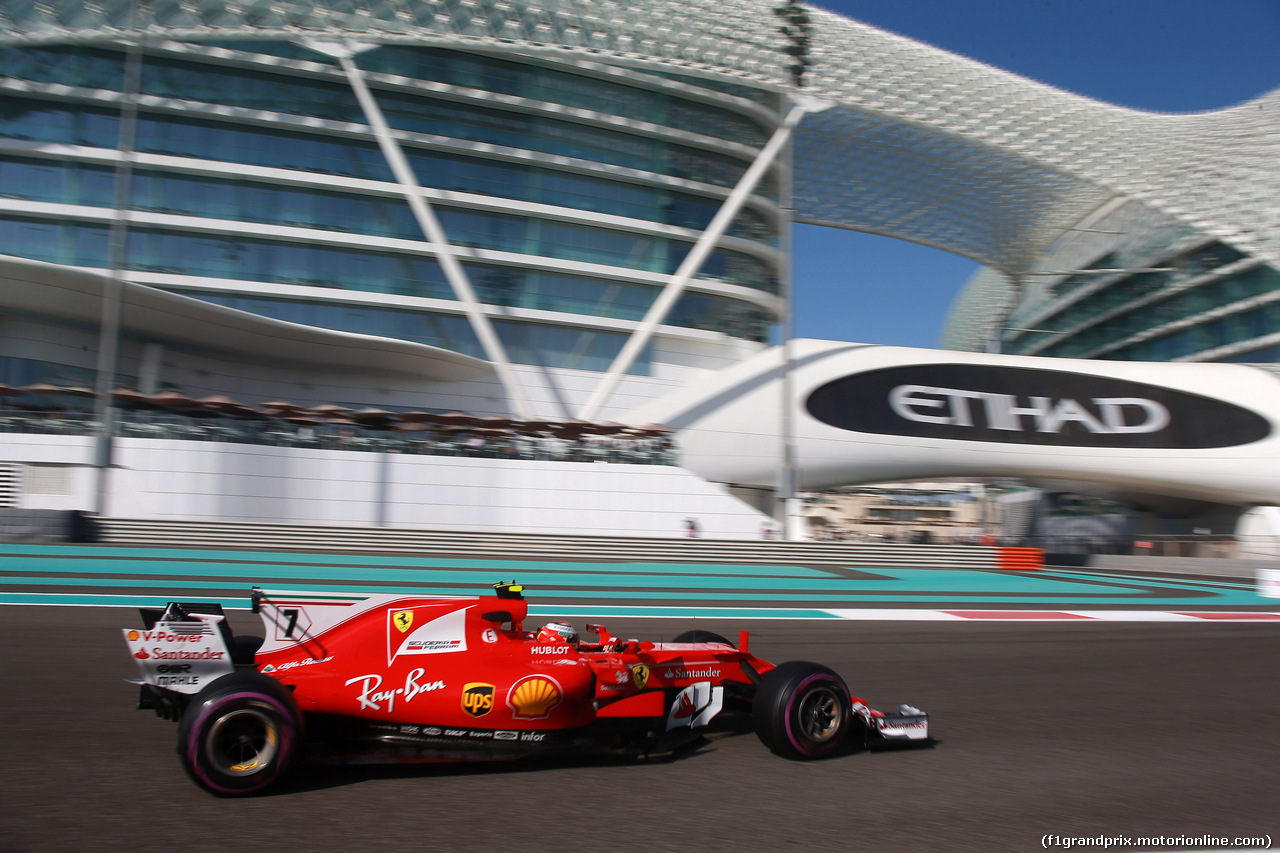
[461,682,495,718]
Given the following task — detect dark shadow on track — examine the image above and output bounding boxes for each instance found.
[263,722,937,796]
[269,734,729,796]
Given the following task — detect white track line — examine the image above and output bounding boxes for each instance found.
[822,609,1280,621]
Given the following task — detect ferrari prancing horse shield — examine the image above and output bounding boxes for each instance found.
[631,664,650,689]
[392,610,414,633]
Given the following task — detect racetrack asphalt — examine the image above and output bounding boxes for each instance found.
[3,604,1277,853]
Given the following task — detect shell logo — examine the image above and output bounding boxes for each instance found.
[127,630,140,642]
[507,675,563,720]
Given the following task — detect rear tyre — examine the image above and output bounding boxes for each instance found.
[178,671,300,796]
[752,661,851,760]
[672,629,734,647]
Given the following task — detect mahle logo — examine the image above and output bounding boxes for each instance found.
[462,682,495,718]
[806,364,1271,450]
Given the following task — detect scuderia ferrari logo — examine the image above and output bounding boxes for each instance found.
[630,664,650,689]
[392,610,414,633]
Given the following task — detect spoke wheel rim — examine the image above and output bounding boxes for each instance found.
[205,707,279,777]
[797,685,844,743]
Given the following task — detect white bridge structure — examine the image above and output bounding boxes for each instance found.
[630,341,1280,539]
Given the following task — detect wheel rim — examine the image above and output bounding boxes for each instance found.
[205,707,279,777]
[797,685,844,743]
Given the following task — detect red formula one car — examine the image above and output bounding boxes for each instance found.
[122,583,929,796]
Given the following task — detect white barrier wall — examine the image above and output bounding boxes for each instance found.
[2,435,772,538]
[1236,506,1280,559]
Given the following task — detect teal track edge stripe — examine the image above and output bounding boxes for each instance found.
[0,545,829,577]
[0,591,835,619]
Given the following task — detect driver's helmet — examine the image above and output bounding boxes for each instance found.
[536,621,578,646]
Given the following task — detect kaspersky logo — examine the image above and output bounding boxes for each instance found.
[462,683,495,718]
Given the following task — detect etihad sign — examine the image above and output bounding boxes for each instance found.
[889,385,1170,435]
[806,364,1272,450]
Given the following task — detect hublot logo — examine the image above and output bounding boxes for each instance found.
[806,364,1271,449]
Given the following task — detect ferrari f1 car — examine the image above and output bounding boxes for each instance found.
[122,583,929,796]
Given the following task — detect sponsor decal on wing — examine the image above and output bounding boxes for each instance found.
[121,621,233,695]
[665,683,724,731]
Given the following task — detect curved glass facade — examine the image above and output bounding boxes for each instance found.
[0,40,783,374]
[983,201,1280,365]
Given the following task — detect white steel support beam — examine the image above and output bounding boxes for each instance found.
[577,98,827,421]
[93,38,144,516]
[312,40,533,418]
[777,131,804,542]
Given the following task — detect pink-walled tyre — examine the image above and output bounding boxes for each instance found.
[752,661,851,760]
[672,629,735,646]
[177,671,301,796]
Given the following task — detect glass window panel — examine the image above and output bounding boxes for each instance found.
[361,45,766,146]
[138,113,391,179]
[0,216,109,266]
[123,229,454,299]
[173,292,652,374]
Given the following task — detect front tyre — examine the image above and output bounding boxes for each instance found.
[672,629,734,646]
[177,671,301,796]
[752,661,851,760]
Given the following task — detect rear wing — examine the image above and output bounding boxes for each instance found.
[122,602,235,700]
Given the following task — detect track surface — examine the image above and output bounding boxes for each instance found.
[4,606,1277,853]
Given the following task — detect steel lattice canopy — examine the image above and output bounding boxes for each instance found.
[1,0,1276,286]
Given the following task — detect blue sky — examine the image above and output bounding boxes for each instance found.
[791,0,1280,348]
